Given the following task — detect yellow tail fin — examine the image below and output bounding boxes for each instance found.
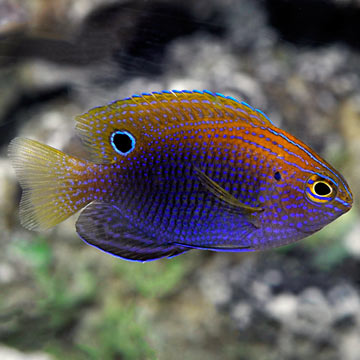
[8,138,92,230]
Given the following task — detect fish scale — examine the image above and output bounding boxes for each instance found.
[113,134,274,241]
[9,90,353,262]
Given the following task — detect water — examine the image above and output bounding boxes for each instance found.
[0,1,359,359]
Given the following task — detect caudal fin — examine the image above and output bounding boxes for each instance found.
[8,138,92,230]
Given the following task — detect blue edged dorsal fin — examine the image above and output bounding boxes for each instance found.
[75,90,274,164]
[75,202,188,262]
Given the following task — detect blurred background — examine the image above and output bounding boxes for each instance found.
[0,0,359,359]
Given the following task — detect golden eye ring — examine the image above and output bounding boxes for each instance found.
[305,175,336,204]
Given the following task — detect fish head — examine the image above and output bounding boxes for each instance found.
[279,169,353,235]
[303,170,352,231]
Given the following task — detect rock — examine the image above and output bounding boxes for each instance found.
[265,293,298,321]
[0,345,53,360]
[296,287,333,337]
[0,0,27,35]
[344,223,360,258]
[339,333,360,360]
[328,283,360,322]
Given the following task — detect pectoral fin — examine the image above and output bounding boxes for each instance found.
[195,167,263,227]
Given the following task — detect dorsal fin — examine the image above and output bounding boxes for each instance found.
[75,90,273,163]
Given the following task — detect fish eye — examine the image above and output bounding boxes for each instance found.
[305,174,336,204]
[314,181,332,196]
[110,130,136,155]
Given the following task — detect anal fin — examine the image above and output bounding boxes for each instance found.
[76,202,188,262]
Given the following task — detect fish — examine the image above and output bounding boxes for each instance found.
[8,90,353,262]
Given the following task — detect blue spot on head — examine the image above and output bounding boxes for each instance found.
[110,130,136,156]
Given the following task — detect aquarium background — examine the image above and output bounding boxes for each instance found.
[0,0,359,359]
